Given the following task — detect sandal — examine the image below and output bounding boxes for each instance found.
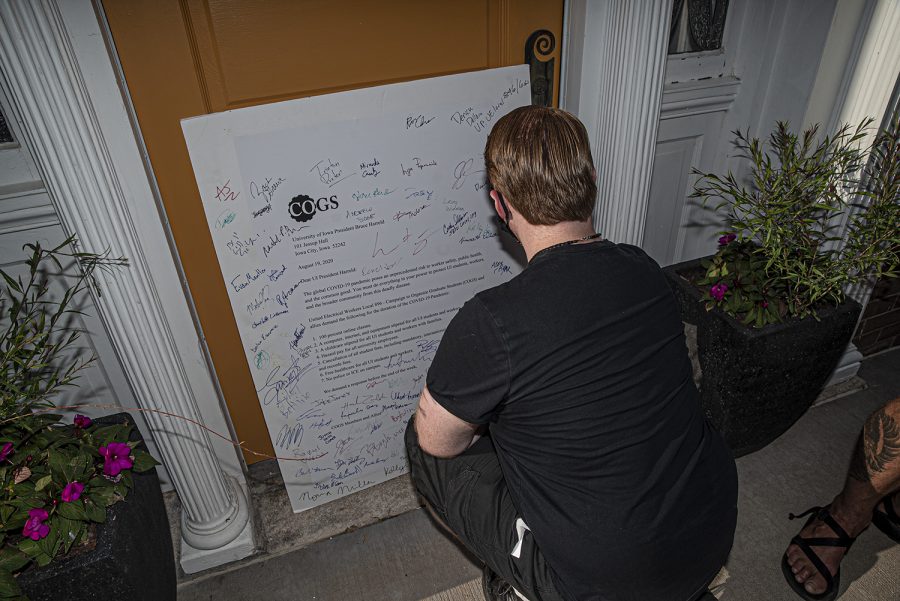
[872,495,900,543]
[481,564,521,601]
[781,506,857,601]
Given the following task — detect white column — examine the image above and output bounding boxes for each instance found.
[562,0,673,245]
[823,0,900,385]
[0,0,253,570]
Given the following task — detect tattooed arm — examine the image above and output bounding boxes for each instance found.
[848,397,900,494]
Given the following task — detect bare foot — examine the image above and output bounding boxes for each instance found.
[784,504,869,596]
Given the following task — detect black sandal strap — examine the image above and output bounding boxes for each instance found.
[790,535,836,593]
[883,496,899,521]
[817,509,852,542]
[789,506,822,521]
[784,504,859,599]
[789,506,855,548]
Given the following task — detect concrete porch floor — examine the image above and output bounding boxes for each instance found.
[175,348,900,601]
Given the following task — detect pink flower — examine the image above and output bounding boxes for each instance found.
[73,414,92,429]
[61,481,85,503]
[99,442,133,476]
[0,442,12,462]
[761,300,769,308]
[710,283,729,301]
[22,508,50,541]
[718,233,737,246]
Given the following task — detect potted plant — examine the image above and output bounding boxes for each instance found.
[0,238,175,600]
[664,117,900,456]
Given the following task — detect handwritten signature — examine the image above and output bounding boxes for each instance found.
[360,157,381,178]
[361,259,402,277]
[215,180,239,202]
[443,211,476,236]
[311,158,356,188]
[416,338,439,360]
[258,356,316,417]
[215,210,237,229]
[406,114,436,129]
[226,232,260,257]
[393,204,430,221]
[372,227,436,258]
[249,177,285,204]
[451,158,484,190]
[492,260,512,275]
[275,423,304,450]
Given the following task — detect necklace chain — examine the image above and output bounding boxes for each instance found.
[531,233,603,262]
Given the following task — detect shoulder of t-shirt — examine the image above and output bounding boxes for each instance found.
[470,275,518,314]
[609,242,658,265]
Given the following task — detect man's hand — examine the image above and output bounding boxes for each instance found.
[415,385,479,458]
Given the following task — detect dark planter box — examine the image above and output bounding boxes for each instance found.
[664,258,861,456]
[17,413,176,601]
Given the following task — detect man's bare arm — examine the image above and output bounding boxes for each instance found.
[414,385,479,458]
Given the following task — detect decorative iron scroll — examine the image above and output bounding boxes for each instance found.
[669,0,729,54]
[689,0,729,51]
[525,29,555,107]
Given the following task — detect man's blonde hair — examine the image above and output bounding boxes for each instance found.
[484,106,596,225]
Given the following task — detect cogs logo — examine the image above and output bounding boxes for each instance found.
[288,194,339,223]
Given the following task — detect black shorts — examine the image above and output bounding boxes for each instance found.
[404,416,567,601]
[405,416,722,601]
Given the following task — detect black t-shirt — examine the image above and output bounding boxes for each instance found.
[427,241,737,601]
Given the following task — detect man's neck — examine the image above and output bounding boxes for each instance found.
[518,219,598,262]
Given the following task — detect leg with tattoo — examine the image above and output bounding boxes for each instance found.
[783,397,900,599]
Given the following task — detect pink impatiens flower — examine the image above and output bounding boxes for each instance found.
[0,442,12,462]
[22,508,50,541]
[99,442,133,476]
[61,481,85,503]
[718,233,737,246]
[710,283,729,301]
[73,414,93,429]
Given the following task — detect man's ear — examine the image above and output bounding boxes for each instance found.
[490,190,505,220]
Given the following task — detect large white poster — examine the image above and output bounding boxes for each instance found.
[182,66,530,512]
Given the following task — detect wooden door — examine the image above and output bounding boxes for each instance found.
[102,0,564,462]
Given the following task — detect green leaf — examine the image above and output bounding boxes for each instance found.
[83,499,106,524]
[0,270,21,294]
[33,475,52,492]
[55,499,87,520]
[47,450,72,480]
[91,425,128,446]
[131,450,159,473]
[0,548,29,573]
[50,515,83,554]
[36,522,61,561]
[0,568,22,598]
[69,453,94,481]
[87,486,120,507]
[15,538,51,567]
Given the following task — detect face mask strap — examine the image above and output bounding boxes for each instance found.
[496,192,522,245]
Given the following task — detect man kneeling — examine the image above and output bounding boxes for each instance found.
[405,105,737,601]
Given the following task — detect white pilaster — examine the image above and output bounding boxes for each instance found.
[822,0,900,385]
[562,0,673,245]
[0,0,254,570]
